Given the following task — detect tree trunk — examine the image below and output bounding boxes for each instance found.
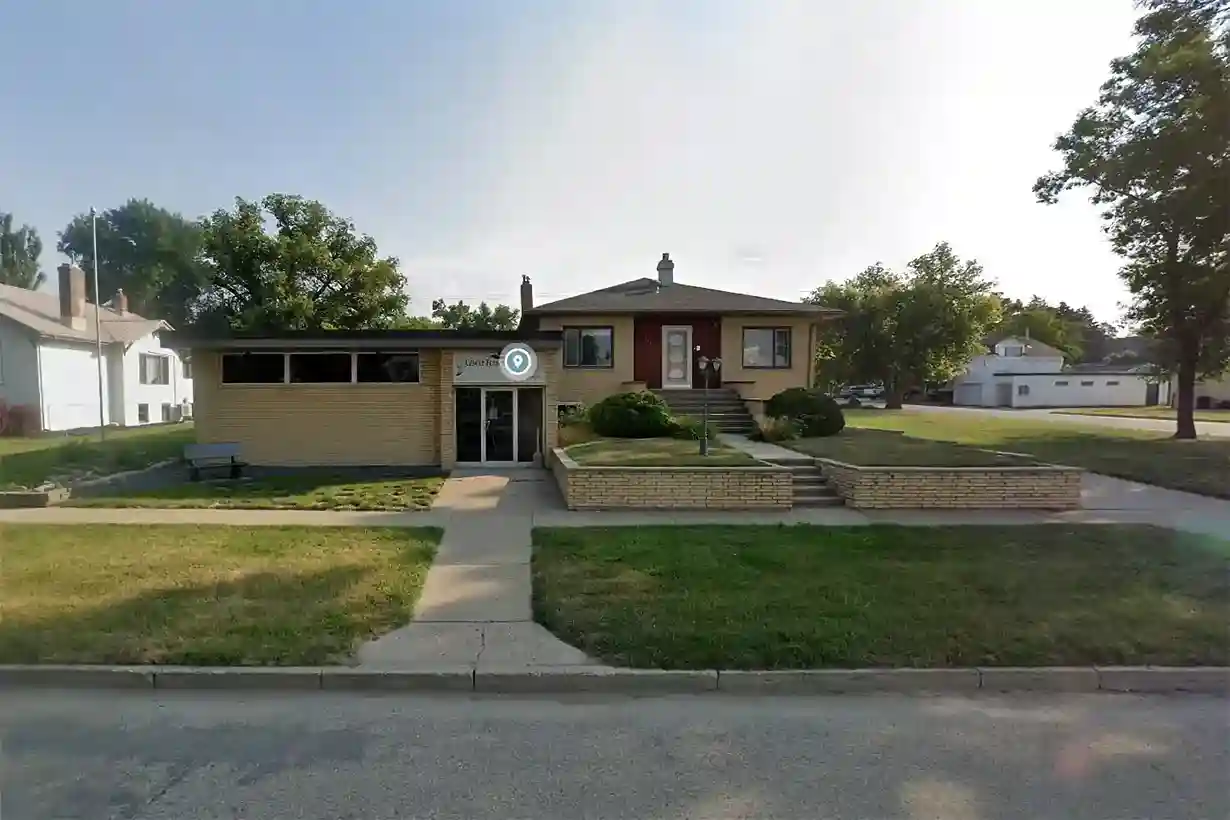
[1173,348,1198,440]
[884,389,905,410]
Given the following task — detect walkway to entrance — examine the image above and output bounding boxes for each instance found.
[357,470,602,671]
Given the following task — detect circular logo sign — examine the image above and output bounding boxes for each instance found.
[499,343,538,382]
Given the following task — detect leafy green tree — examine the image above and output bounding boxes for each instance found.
[393,315,441,330]
[430,299,520,331]
[1035,0,1229,438]
[0,211,45,289]
[810,242,1003,409]
[196,194,409,332]
[58,199,208,328]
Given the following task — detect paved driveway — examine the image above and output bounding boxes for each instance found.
[3,689,1226,820]
[904,404,1230,439]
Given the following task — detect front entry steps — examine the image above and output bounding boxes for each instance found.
[653,388,756,435]
[764,457,845,508]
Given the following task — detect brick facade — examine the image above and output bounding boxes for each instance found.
[817,458,1083,510]
[551,448,792,510]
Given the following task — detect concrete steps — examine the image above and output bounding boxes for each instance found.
[764,458,846,508]
[653,389,756,434]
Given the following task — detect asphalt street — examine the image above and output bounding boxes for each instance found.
[2,690,1227,819]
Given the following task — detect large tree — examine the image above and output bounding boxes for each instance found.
[1035,0,1230,438]
[810,242,1003,408]
[195,194,409,332]
[430,299,520,331]
[991,296,1120,363]
[0,211,45,289]
[58,199,208,329]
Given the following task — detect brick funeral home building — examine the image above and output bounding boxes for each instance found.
[164,253,838,469]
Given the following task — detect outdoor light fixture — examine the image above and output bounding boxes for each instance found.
[695,348,723,456]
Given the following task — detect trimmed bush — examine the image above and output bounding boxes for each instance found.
[588,391,676,438]
[764,388,845,438]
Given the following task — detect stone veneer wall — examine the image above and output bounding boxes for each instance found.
[551,448,792,510]
[817,458,1083,510]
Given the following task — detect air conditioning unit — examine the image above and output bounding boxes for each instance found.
[168,405,184,422]
[181,402,194,420]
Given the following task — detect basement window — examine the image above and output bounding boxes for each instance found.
[1054,380,1069,386]
[1106,380,1120,386]
[1080,380,1095,387]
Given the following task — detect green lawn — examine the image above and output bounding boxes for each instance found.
[788,428,1041,467]
[69,473,445,511]
[844,409,1230,498]
[1053,407,1230,423]
[0,424,195,489]
[565,437,757,467]
[0,524,440,665]
[533,525,1230,669]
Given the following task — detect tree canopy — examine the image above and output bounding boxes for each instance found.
[58,199,208,329]
[430,299,520,331]
[0,211,45,290]
[195,194,410,332]
[1035,0,1229,438]
[809,242,1003,408]
[991,296,1120,363]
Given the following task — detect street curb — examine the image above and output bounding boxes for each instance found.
[0,665,1225,695]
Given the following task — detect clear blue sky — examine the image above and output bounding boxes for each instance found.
[2,0,1141,322]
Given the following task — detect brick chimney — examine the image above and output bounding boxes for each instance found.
[520,275,533,315]
[657,252,674,286]
[57,264,87,330]
[112,288,128,315]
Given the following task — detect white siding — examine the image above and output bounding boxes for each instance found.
[1009,374,1159,408]
[38,341,111,431]
[0,318,41,409]
[1192,376,1230,405]
[952,353,1067,406]
[118,331,193,425]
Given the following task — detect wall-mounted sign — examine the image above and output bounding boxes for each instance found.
[453,350,545,385]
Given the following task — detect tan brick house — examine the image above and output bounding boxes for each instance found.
[168,254,836,469]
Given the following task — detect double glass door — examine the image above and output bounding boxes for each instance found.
[455,387,543,464]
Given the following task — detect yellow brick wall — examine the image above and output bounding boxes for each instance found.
[193,350,441,466]
[818,459,1083,510]
[537,315,637,406]
[720,316,817,400]
[551,449,792,510]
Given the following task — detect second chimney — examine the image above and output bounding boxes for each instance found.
[113,288,128,315]
[657,252,674,287]
[520,275,534,315]
[57,264,87,330]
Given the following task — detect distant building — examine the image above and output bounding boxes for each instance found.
[0,264,193,432]
[951,335,1170,408]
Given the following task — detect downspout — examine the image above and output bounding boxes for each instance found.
[34,338,47,432]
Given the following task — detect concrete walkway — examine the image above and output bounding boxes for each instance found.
[717,433,809,461]
[357,470,602,672]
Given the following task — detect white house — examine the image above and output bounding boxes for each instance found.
[951,335,1170,408]
[0,264,193,433]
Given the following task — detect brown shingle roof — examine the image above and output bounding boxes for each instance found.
[530,277,837,316]
[0,283,166,345]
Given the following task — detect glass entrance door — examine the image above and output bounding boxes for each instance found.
[483,389,516,463]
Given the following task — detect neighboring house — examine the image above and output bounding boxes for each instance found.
[168,253,837,469]
[951,335,1170,408]
[1177,374,1230,409]
[0,264,193,432]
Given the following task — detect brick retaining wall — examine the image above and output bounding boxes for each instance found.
[551,448,792,510]
[817,458,1083,510]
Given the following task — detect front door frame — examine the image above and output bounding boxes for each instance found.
[455,385,545,467]
[660,325,693,390]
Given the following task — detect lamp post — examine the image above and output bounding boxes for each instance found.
[90,207,106,441]
[695,349,722,456]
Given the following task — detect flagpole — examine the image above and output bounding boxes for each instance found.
[91,207,106,441]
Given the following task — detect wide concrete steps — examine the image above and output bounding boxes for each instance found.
[653,389,756,434]
[764,458,846,508]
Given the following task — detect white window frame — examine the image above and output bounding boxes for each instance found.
[139,353,171,385]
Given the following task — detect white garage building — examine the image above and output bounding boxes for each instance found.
[952,336,1170,409]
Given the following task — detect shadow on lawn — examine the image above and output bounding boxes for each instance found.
[0,427,195,488]
[0,564,413,666]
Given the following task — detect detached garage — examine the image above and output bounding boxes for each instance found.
[164,329,563,470]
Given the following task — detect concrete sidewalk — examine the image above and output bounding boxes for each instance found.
[357,472,601,672]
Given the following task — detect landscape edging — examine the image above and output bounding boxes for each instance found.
[0,665,1225,695]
